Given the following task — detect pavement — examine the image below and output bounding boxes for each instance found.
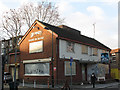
[3,81,120,90]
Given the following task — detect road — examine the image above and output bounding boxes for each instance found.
[3,82,120,90]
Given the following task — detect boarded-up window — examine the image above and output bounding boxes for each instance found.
[29,41,43,53]
[25,63,49,76]
[64,61,76,76]
[82,45,88,54]
[93,48,98,56]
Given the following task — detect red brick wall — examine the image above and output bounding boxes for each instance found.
[19,22,57,83]
[9,54,20,64]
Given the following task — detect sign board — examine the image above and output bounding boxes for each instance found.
[101,53,109,63]
[54,67,56,71]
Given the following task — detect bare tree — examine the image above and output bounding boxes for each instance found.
[21,3,36,28]
[21,1,64,27]
[1,8,25,89]
[2,9,24,48]
[2,1,64,40]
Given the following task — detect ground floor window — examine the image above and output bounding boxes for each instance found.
[64,61,76,76]
[25,63,49,76]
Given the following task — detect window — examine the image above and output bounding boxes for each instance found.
[82,45,88,54]
[2,49,5,54]
[29,40,43,53]
[66,41,74,53]
[64,61,76,76]
[9,40,12,47]
[17,38,22,45]
[25,63,49,76]
[93,48,98,56]
[1,42,5,48]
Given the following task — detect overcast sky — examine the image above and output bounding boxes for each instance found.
[0,0,119,49]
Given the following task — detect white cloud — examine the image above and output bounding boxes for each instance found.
[53,0,119,3]
[64,5,117,49]
[87,6,104,20]
[0,2,8,14]
[57,1,74,15]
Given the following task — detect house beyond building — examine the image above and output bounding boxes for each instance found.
[110,48,120,80]
[8,20,111,84]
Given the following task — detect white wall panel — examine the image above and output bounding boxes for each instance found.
[59,39,108,62]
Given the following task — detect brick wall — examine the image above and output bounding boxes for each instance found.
[19,23,57,83]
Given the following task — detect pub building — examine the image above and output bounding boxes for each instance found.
[8,20,111,84]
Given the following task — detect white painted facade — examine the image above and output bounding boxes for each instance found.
[59,39,109,62]
[59,39,110,81]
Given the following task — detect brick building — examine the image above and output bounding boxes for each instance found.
[110,48,120,80]
[8,20,111,84]
[1,36,23,81]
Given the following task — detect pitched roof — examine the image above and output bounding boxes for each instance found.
[38,20,111,51]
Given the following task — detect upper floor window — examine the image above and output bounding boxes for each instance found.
[66,41,74,53]
[93,48,98,56]
[9,40,12,47]
[29,40,43,53]
[82,45,88,54]
[1,42,5,48]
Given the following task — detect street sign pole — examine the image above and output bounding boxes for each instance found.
[70,57,73,88]
[70,63,72,87]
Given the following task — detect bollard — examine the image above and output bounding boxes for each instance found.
[34,80,36,88]
[48,78,49,88]
[23,79,24,87]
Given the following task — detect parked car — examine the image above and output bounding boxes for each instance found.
[4,72,13,83]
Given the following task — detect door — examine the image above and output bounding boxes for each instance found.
[82,64,85,81]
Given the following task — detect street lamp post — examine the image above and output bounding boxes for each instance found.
[0,40,3,90]
[14,37,18,90]
[51,30,54,88]
[44,26,54,88]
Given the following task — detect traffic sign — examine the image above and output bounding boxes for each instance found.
[70,57,73,66]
